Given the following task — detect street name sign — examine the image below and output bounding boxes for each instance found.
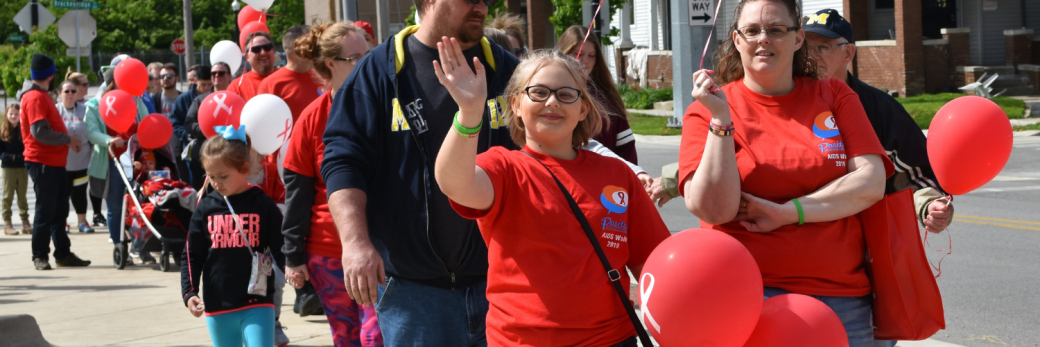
[54,1,99,10]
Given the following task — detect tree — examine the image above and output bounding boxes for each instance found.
[0,26,93,98]
[550,0,624,46]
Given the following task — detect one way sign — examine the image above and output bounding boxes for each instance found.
[688,0,715,27]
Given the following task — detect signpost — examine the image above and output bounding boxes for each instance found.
[13,0,56,34]
[687,0,716,27]
[58,10,97,72]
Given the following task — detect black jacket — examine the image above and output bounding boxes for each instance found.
[846,73,945,195]
[0,126,25,168]
[181,187,285,313]
[320,26,519,289]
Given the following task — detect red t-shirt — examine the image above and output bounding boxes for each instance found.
[451,146,671,347]
[281,94,339,259]
[227,70,268,102]
[258,154,285,204]
[20,89,68,167]
[256,68,322,123]
[678,77,894,297]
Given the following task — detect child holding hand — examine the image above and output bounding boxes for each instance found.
[180,125,285,347]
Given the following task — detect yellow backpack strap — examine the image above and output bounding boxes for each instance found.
[394,25,498,74]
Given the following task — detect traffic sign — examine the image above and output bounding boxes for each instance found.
[58,10,97,48]
[53,0,99,10]
[687,0,715,27]
[9,34,24,42]
[172,39,187,55]
[13,1,56,34]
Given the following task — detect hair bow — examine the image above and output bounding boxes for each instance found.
[214,125,247,143]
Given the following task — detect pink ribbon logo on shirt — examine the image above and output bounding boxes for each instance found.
[640,272,662,334]
[104,96,118,117]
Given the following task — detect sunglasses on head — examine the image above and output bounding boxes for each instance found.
[250,43,275,54]
[211,70,229,77]
[463,0,497,7]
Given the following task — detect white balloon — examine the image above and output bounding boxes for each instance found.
[242,0,274,11]
[210,40,243,75]
[240,94,292,155]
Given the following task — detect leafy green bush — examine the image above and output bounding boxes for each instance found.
[897,93,1026,129]
[0,26,92,98]
[618,84,673,110]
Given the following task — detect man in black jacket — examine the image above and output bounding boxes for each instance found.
[802,9,953,234]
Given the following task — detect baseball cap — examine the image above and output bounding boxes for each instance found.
[803,9,855,43]
[354,21,375,38]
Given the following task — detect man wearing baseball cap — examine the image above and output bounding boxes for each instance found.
[17,53,90,270]
[354,21,378,48]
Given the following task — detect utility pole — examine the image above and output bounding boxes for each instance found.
[671,0,716,124]
[376,0,390,42]
[182,0,195,80]
[343,0,358,22]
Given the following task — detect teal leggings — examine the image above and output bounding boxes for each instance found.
[205,306,275,347]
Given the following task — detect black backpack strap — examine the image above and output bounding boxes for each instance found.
[521,151,654,347]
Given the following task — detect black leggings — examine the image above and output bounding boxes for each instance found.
[67,169,92,215]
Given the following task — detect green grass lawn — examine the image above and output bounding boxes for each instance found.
[628,112,682,136]
[897,93,1026,129]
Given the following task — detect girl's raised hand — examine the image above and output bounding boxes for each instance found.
[433,36,487,116]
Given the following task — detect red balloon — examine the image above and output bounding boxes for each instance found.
[114,58,149,97]
[99,90,138,133]
[639,228,763,347]
[237,5,267,30]
[138,114,173,149]
[199,91,246,138]
[239,21,271,52]
[927,96,1013,195]
[743,294,848,347]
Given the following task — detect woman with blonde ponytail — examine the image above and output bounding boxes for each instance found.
[279,22,383,347]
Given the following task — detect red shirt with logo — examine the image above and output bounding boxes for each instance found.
[256,68,321,123]
[20,89,68,167]
[227,70,268,102]
[451,146,671,346]
[281,93,338,259]
[678,77,894,297]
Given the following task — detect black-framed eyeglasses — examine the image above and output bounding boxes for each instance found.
[736,25,799,40]
[524,86,582,104]
[211,70,229,77]
[812,42,851,56]
[334,52,369,64]
[160,74,176,79]
[249,43,275,54]
[62,89,76,94]
[463,0,497,7]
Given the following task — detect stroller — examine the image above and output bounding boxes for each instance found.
[112,137,197,272]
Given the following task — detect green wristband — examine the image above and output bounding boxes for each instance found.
[453,111,482,135]
[792,198,804,226]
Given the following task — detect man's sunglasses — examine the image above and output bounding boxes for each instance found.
[160,74,176,79]
[211,71,229,77]
[250,43,275,54]
[463,0,497,7]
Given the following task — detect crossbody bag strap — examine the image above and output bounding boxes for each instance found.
[520,151,654,347]
[222,195,256,254]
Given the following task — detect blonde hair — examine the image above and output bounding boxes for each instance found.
[1,104,19,142]
[201,135,252,173]
[294,22,365,84]
[713,0,818,85]
[65,70,88,85]
[505,49,603,148]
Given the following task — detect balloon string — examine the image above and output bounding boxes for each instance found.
[575,0,606,60]
[924,195,954,278]
[698,0,724,70]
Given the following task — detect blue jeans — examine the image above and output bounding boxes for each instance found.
[764,287,884,347]
[375,277,488,347]
[205,306,275,347]
[106,160,126,243]
[25,162,71,261]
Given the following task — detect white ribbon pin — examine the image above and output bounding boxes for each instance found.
[212,93,232,118]
[640,272,662,334]
[104,96,117,117]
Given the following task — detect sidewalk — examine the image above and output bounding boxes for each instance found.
[0,173,334,346]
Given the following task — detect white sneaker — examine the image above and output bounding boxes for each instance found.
[274,321,289,347]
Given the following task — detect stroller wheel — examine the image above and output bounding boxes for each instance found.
[113,243,129,270]
[159,251,171,272]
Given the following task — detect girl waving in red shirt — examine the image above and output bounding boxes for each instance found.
[434,43,670,346]
[679,1,894,346]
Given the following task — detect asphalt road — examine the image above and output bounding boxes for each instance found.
[634,134,1040,347]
